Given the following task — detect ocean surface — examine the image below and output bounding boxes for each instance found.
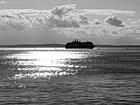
[0,47,140,105]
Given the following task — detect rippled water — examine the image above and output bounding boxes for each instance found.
[0,47,140,105]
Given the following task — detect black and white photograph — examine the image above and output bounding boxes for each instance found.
[0,0,140,104]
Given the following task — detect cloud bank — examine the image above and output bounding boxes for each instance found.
[0,4,91,31]
[76,9,135,16]
[0,3,140,45]
[0,4,136,32]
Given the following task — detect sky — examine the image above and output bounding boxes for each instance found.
[0,0,140,45]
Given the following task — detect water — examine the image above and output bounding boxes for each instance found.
[0,47,140,105]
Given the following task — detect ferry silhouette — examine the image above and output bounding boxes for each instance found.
[65,39,95,49]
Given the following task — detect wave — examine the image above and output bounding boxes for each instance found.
[76,66,140,75]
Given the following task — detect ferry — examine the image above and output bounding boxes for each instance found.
[65,39,95,49]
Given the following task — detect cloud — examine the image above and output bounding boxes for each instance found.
[0,4,92,31]
[128,18,140,25]
[75,9,135,16]
[112,31,118,35]
[0,1,6,4]
[93,19,101,25]
[0,4,135,32]
[46,16,80,28]
[51,4,76,18]
[0,13,33,31]
[78,15,89,24]
[0,3,139,42]
[119,25,140,36]
[135,37,140,40]
[105,15,125,27]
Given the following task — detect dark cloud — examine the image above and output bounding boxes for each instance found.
[78,15,89,24]
[112,31,118,34]
[95,21,101,25]
[105,15,125,27]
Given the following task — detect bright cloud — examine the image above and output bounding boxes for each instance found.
[75,9,135,16]
[0,1,6,4]
[51,4,76,18]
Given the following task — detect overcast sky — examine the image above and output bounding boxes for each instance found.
[0,0,140,45]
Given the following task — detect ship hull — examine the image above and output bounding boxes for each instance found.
[65,42,95,49]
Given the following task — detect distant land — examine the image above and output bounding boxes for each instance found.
[0,44,140,48]
[0,44,65,48]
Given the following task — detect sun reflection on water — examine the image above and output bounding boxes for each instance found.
[4,49,94,79]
